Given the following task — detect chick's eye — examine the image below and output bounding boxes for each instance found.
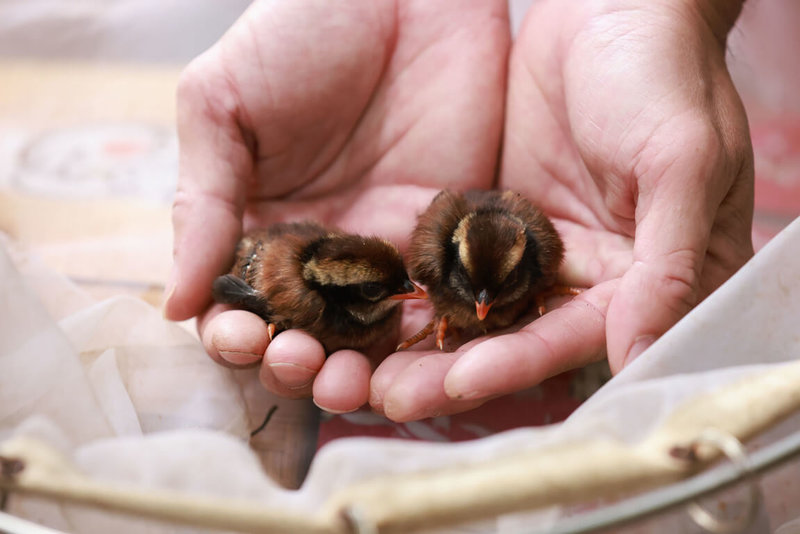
[504,270,518,287]
[359,282,385,301]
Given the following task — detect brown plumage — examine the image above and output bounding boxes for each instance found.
[212,222,426,353]
[401,189,573,350]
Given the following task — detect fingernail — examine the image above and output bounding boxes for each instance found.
[382,397,435,422]
[381,398,408,421]
[444,380,485,400]
[161,267,178,319]
[312,400,356,415]
[369,384,384,408]
[268,362,316,389]
[443,365,485,400]
[625,335,656,368]
[447,388,484,401]
[219,350,262,366]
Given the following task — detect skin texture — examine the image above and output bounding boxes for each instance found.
[165,0,753,421]
[165,0,509,414]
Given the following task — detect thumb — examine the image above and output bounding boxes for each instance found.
[605,140,727,373]
[163,52,252,321]
[606,249,701,374]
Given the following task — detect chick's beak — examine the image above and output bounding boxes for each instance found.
[475,289,493,321]
[389,279,428,300]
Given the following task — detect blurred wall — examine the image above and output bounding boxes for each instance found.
[0,0,251,63]
[1,0,797,114]
[728,0,800,115]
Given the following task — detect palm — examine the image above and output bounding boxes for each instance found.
[503,0,753,366]
[207,1,507,244]
[371,0,753,421]
[170,0,753,420]
[168,0,510,411]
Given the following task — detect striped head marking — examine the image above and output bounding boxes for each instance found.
[452,212,527,282]
[302,257,387,286]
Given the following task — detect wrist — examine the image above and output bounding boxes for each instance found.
[539,0,745,46]
[689,0,745,46]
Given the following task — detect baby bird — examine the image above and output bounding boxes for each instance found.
[401,189,576,350]
[212,222,426,353]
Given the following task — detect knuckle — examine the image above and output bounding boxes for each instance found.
[177,52,217,102]
[648,250,700,315]
[176,57,208,106]
[177,52,240,123]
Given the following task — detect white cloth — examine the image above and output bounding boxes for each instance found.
[2,217,800,533]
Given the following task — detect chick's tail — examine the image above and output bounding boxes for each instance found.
[211,274,271,322]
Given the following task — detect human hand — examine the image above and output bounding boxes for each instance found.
[371,0,754,421]
[162,0,510,413]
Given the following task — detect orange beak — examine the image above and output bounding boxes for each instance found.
[389,281,428,300]
[475,300,493,321]
[475,289,493,321]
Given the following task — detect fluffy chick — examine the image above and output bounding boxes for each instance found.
[212,221,426,353]
[402,189,571,350]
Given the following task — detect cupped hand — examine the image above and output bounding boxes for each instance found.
[372,0,754,421]
[162,0,510,413]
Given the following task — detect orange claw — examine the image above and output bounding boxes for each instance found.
[397,320,435,351]
[396,316,450,351]
[435,316,449,351]
[536,285,584,316]
[267,323,277,340]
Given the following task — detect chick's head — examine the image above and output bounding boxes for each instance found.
[301,235,424,325]
[450,210,538,319]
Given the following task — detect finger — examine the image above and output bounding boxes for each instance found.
[163,49,253,321]
[201,308,268,368]
[700,164,754,292]
[444,281,614,400]
[313,350,372,414]
[370,350,431,415]
[259,330,326,399]
[606,126,737,372]
[365,303,438,416]
[380,351,487,422]
[553,219,633,288]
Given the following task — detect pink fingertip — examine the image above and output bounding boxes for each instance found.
[313,350,371,414]
[218,350,263,366]
[268,362,317,389]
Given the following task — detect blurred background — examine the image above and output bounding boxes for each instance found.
[0,0,250,62]
[0,1,251,307]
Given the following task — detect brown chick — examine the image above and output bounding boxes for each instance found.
[211,222,426,353]
[401,189,576,350]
